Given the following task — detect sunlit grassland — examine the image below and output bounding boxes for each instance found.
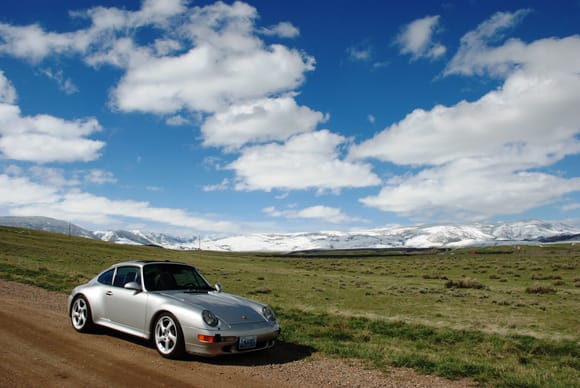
[1,226,578,386]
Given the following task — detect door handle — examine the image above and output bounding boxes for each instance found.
[106,291,113,296]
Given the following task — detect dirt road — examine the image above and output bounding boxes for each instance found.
[0,279,473,387]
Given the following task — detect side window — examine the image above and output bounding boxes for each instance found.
[113,266,141,288]
[97,269,114,285]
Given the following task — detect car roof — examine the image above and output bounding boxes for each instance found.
[111,260,190,268]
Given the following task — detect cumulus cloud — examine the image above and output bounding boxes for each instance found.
[0,0,182,63]
[0,23,80,62]
[109,2,314,114]
[395,15,446,60]
[0,65,103,165]
[352,10,580,219]
[111,43,314,114]
[350,72,580,166]
[0,1,315,130]
[263,205,364,224]
[229,130,380,192]
[202,95,328,150]
[360,161,580,219]
[0,102,105,163]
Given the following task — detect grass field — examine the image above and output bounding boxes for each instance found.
[1,226,578,386]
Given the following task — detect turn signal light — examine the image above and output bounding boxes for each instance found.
[197,334,215,343]
[197,334,222,343]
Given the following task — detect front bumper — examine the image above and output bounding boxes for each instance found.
[184,323,281,357]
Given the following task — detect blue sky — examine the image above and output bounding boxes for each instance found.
[0,0,579,235]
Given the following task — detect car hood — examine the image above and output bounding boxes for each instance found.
[160,291,266,325]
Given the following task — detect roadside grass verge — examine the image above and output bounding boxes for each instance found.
[1,226,579,386]
[278,308,579,386]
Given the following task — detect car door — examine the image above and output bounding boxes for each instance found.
[104,266,148,335]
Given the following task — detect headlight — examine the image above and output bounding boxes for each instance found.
[262,306,276,321]
[202,310,219,327]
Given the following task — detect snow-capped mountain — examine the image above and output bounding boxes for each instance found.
[199,220,580,252]
[1,216,578,252]
[92,230,199,250]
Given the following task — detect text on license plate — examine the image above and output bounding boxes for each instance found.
[239,335,257,349]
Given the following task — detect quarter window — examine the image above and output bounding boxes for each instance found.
[97,269,114,285]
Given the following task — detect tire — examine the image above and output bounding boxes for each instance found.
[70,295,94,333]
[154,312,185,359]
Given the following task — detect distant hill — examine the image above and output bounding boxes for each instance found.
[1,216,578,252]
[0,216,94,238]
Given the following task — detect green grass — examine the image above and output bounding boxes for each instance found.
[1,226,579,386]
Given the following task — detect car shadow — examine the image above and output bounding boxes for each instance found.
[186,341,315,366]
[87,328,314,365]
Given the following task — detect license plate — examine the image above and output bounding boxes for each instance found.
[238,335,257,350]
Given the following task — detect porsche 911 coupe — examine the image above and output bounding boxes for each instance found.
[68,261,280,358]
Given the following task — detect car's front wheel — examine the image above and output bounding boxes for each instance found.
[154,313,185,359]
[70,295,94,333]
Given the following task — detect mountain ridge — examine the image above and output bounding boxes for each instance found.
[1,216,578,252]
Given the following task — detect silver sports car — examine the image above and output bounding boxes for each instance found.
[68,261,280,358]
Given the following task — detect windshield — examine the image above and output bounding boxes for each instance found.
[143,263,213,292]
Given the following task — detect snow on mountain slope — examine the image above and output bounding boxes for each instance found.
[200,220,580,252]
[1,216,578,252]
[92,230,199,250]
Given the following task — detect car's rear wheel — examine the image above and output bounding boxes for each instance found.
[154,313,185,359]
[71,295,94,333]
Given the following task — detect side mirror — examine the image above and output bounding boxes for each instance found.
[214,283,222,293]
[124,281,141,292]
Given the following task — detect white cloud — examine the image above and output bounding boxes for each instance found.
[260,22,300,38]
[0,102,105,163]
[347,42,373,62]
[29,166,80,187]
[165,114,191,126]
[112,42,314,114]
[0,23,81,62]
[229,130,380,191]
[445,9,530,77]
[0,172,239,233]
[352,12,580,220]
[395,15,446,60]
[360,161,580,219]
[0,174,60,207]
[0,70,104,163]
[202,178,230,192]
[0,70,16,104]
[350,71,580,166]
[263,205,363,224]
[40,68,78,95]
[0,2,314,115]
[0,1,323,182]
[202,95,327,150]
[108,2,314,114]
[84,169,117,185]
